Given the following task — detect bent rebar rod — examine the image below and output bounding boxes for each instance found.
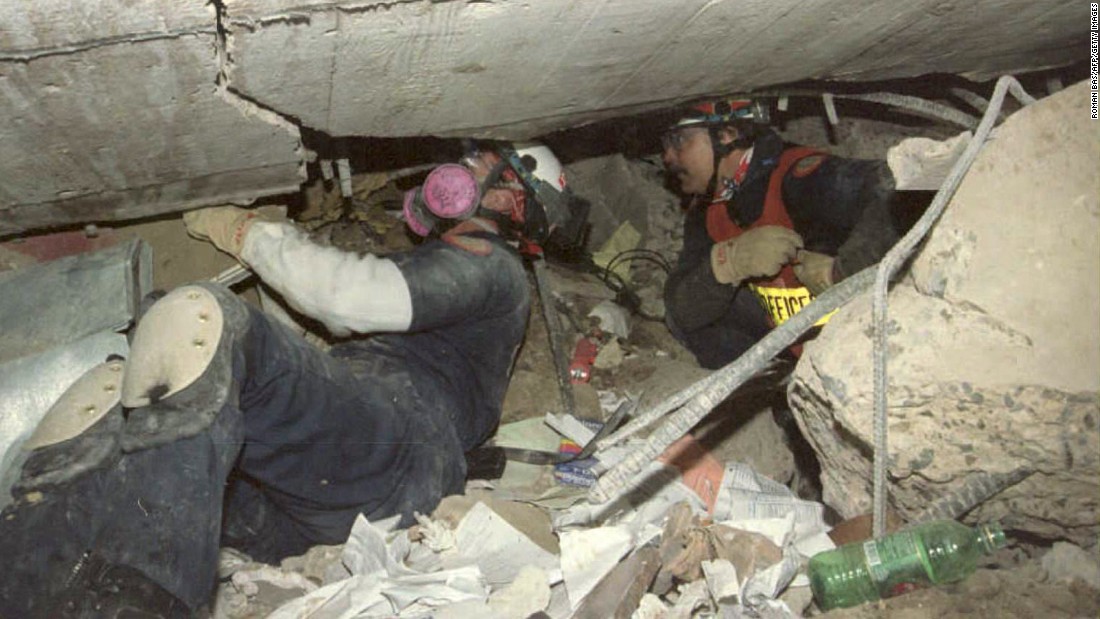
[870,75,1035,536]
[589,266,877,504]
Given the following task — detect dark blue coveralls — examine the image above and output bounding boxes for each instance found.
[664,129,902,369]
[0,233,530,616]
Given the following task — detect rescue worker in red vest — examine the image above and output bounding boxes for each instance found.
[661,99,900,369]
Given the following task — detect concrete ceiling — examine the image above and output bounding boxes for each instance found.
[0,0,1084,236]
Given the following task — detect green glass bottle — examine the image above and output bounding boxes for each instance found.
[808,520,1007,611]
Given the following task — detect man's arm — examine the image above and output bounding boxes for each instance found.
[242,221,413,336]
[782,157,900,281]
[663,205,737,332]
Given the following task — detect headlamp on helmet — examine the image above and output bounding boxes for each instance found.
[673,98,771,129]
[664,98,771,158]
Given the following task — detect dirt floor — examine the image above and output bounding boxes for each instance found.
[820,560,1100,618]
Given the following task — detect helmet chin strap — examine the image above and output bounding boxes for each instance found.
[704,124,754,199]
[704,127,732,199]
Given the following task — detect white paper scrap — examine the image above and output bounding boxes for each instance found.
[267,573,386,619]
[794,529,836,559]
[544,412,597,446]
[380,566,486,613]
[712,462,828,542]
[559,525,634,609]
[741,552,801,613]
[701,558,740,605]
[446,501,560,585]
[342,514,416,579]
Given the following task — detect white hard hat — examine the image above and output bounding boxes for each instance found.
[512,142,567,192]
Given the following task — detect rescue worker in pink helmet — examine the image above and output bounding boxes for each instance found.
[661,98,903,368]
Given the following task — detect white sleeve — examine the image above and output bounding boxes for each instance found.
[240,221,413,335]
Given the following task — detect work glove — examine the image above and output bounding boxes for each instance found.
[710,225,803,285]
[792,249,836,296]
[183,205,286,260]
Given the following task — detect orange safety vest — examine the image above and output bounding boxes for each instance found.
[705,147,834,330]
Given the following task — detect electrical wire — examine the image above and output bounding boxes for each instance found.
[605,248,671,274]
[590,248,672,322]
[752,89,980,130]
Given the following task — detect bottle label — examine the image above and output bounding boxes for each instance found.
[862,531,930,599]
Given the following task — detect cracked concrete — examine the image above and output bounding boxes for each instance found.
[0,0,304,236]
[788,82,1100,544]
[0,0,1085,234]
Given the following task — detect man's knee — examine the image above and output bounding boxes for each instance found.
[121,283,249,451]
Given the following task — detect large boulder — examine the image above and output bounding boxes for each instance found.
[789,80,1099,545]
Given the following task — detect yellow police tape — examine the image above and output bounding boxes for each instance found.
[749,284,836,327]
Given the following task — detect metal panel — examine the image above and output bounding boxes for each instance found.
[0,239,151,501]
[0,239,150,363]
[0,330,130,506]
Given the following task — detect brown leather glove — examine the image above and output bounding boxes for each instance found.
[183,205,286,260]
[710,226,804,285]
[792,249,836,296]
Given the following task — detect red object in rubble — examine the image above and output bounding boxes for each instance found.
[568,334,601,383]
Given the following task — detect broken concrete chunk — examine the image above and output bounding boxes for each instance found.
[887,130,972,190]
[1042,542,1100,591]
[593,338,626,370]
[432,494,559,555]
[443,501,560,586]
[279,544,348,586]
[667,580,711,618]
[654,502,705,594]
[708,525,783,584]
[588,300,632,340]
[792,83,1100,545]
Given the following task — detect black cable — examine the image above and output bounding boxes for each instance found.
[605,248,671,274]
[607,254,670,276]
[593,250,671,323]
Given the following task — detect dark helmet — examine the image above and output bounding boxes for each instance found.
[671,98,770,128]
[663,98,772,198]
[666,98,771,155]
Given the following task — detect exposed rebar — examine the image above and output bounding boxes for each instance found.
[595,360,783,451]
[589,267,877,504]
[532,258,577,419]
[913,467,1034,523]
[870,75,1036,536]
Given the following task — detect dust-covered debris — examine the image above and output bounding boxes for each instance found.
[186,98,1096,617]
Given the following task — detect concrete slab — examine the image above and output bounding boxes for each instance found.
[1,3,303,236]
[0,0,1084,232]
[223,0,1081,138]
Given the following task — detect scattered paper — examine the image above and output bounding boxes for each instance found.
[444,501,561,586]
[560,525,634,609]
